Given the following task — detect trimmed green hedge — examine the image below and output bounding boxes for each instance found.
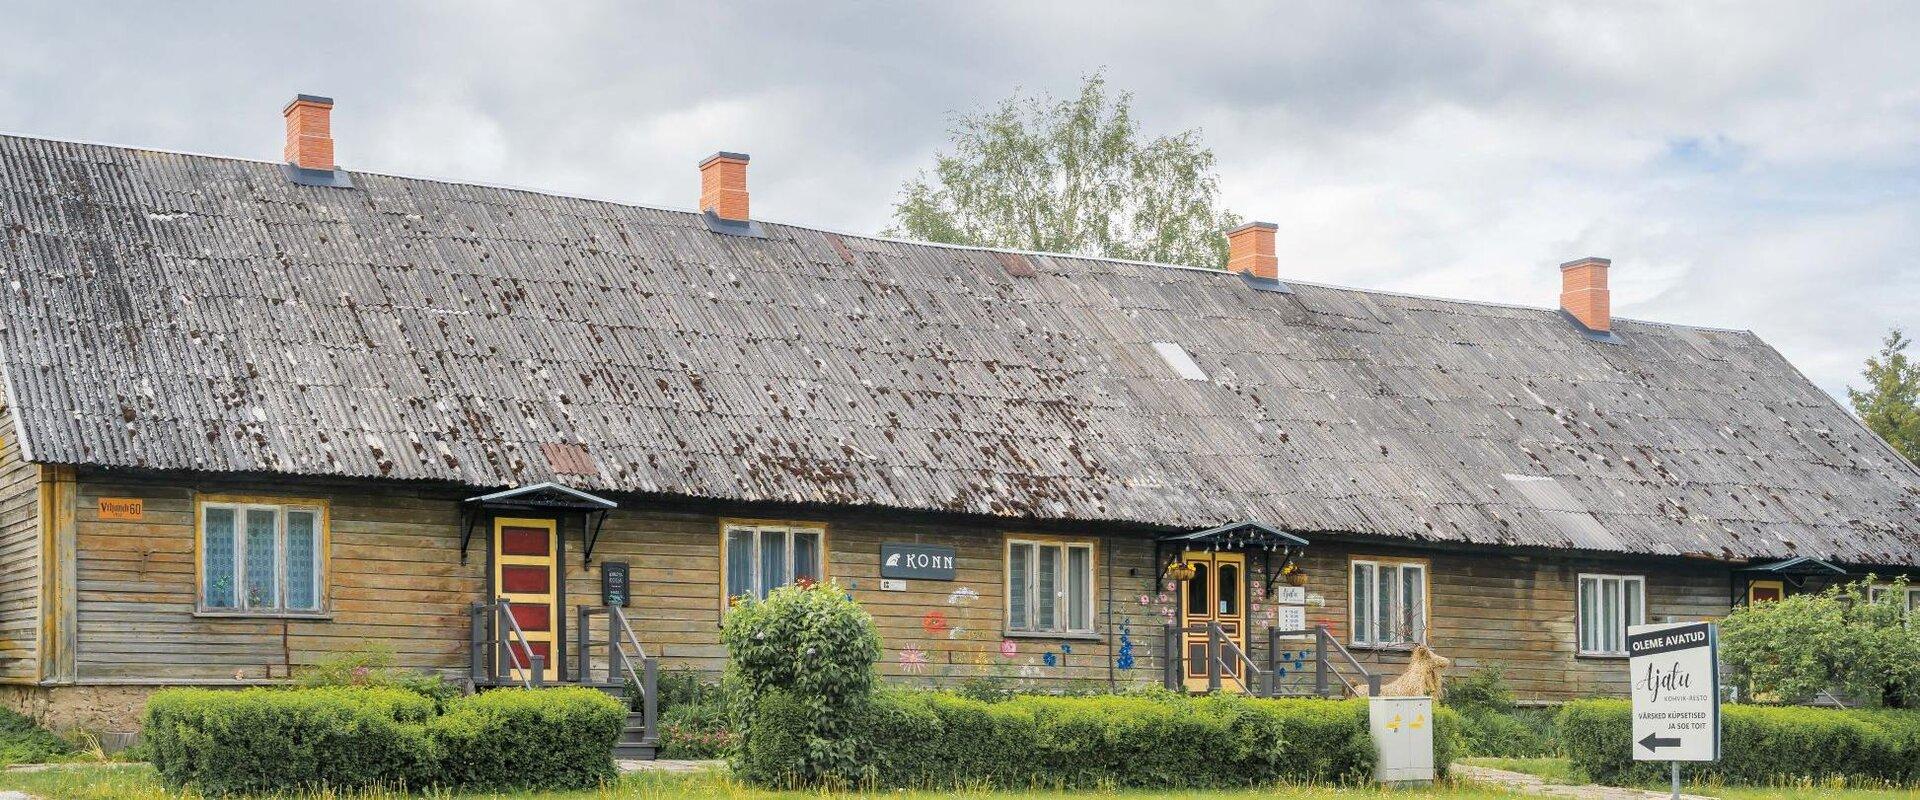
[740,689,1456,789]
[145,687,437,795]
[144,686,623,795]
[1559,699,1920,786]
[427,687,624,791]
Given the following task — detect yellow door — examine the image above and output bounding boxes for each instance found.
[493,517,560,682]
[1180,550,1247,692]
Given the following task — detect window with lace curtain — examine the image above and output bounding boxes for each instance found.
[197,498,327,615]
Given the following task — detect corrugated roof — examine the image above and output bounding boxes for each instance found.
[1,134,1916,564]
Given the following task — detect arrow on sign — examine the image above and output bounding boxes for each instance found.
[1638,733,1682,752]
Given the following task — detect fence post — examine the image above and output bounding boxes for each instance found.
[1207,623,1222,694]
[609,612,626,687]
[642,657,659,743]
[1315,627,1329,698]
[495,606,511,678]
[1163,623,1179,690]
[1367,673,1382,696]
[469,603,487,685]
[577,606,591,684]
[530,655,545,688]
[1266,627,1279,697]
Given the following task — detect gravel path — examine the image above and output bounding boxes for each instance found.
[1454,764,1717,800]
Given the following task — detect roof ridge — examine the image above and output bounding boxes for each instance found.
[0,130,1752,336]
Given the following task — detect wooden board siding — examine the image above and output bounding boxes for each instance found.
[64,468,1733,700]
[71,474,479,681]
[0,407,39,682]
[1273,541,1732,698]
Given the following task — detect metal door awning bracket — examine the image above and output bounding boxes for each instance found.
[1154,521,1310,599]
[459,482,618,565]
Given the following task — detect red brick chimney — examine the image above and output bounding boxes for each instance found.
[1559,257,1612,333]
[1226,222,1279,280]
[699,152,750,222]
[282,95,336,171]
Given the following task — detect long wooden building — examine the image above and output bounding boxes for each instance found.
[0,95,1914,737]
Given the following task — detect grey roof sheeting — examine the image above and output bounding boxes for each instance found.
[1,134,1916,565]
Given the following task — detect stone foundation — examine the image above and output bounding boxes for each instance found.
[0,684,163,735]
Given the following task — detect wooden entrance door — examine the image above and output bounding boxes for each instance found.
[1180,550,1247,692]
[493,517,560,682]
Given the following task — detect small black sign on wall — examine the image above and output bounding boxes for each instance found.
[601,561,630,607]
[881,543,957,581]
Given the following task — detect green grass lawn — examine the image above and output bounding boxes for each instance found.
[11,763,1920,800]
[0,764,1537,800]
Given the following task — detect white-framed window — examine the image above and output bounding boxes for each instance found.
[1577,573,1645,656]
[722,522,824,603]
[1867,585,1920,614]
[1350,558,1427,647]
[198,500,326,614]
[1006,537,1095,635]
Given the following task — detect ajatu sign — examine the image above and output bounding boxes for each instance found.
[1628,621,1720,763]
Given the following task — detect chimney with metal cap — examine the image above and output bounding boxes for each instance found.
[699,152,750,222]
[283,94,336,171]
[1559,256,1612,334]
[1226,221,1279,281]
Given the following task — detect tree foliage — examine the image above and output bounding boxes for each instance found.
[887,71,1241,268]
[1720,576,1920,708]
[1848,328,1920,464]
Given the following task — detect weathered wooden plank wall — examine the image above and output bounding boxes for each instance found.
[0,409,39,682]
[63,469,1735,699]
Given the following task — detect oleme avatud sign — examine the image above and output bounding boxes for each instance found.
[880,543,957,581]
[1628,621,1720,763]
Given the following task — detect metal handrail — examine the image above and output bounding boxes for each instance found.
[608,606,645,689]
[1319,631,1381,694]
[1208,622,1267,696]
[493,598,539,689]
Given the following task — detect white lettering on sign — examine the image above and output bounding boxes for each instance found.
[1628,622,1720,763]
[883,552,956,570]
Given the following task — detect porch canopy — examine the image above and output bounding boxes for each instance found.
[1737,555,1847,576]
[1155,521,1310,599]
[1730,554,1849,605]
[460,481,618,565]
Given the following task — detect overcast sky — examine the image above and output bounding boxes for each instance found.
[1,2,1913,400]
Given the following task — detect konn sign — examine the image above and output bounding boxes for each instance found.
[880,543,956,581]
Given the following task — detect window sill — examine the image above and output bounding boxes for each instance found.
[1003,630,1103,642]
[1576,652,1630,660]
[1348,642,1423,652]
[194,610,332,621]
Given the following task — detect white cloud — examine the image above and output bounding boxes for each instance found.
[0,0,1910,399]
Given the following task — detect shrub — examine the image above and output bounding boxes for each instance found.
[742,688,1412,789]
[720,580,881,782]
[0,707,76,765]
[1445,664,1555,757]
[144,687,437,795]
[658,698,733,759]
[1721,576,1920,708]
[1558,699,1920,786]
[143,686,623,795]
[427,687,624,791]
[294,644,461,710]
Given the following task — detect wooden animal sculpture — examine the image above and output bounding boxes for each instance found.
[1367,644,1452,699]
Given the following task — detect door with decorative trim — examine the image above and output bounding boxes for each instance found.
[1180,550,1247,692]
[493,517,560,682]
